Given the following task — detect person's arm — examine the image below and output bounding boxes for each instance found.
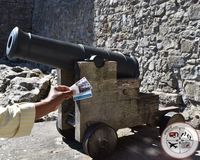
[34,85,73,120]
[0,85,73,138]
[0,103,35,138]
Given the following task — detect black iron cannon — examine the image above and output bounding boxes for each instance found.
[5,27,185,159]
[6,27,142,159]
[6,27,139,79]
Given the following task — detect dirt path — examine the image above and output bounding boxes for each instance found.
[0,121,199,160]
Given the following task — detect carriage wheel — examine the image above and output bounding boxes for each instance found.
[56,119,75,140]
[82,123,118,159]
[159,111,185,135]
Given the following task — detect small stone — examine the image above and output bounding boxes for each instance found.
[189,5,200,20]
[184,80,200,102]
[11,66,24,73]
[148,61,155,71]
[181,39,194,53]
[187,59,196,65]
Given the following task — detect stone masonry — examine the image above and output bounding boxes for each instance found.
[92,0,200,110]
[32,0,200,110]
[0,0,33,56]
[32,0,94,45]
[1,0,200,126]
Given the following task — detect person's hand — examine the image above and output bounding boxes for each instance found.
[35,85,73,120]
[44,85,73,111]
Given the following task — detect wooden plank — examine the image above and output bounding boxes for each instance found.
[57,68,75,130]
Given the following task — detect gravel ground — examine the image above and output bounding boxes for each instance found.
[0,121,199,160]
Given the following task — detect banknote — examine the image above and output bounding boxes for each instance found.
[70,77,92,101]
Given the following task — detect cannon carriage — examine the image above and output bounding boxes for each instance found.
[6,27,185,159]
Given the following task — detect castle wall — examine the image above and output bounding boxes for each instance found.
[1,0,200,108]
[0,0,33,56]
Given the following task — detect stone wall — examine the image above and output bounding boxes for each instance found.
[31,0,200,109]
[0,0,33,56]
[32,0,94,45]
[92,0,200,109]
[1,0,199,110]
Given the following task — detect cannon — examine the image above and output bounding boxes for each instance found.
[6,27,185,159]
[6,27,139,79]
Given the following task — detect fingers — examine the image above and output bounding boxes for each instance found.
[62,90,73,100]
[51,85,73,100]
[55,85,71,92]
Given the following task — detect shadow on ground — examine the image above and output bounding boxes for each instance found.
[61,124,200,160]
[0,121,199,160]
[104,126,200,160]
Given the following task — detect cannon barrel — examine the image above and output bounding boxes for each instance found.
[6,27,139,78]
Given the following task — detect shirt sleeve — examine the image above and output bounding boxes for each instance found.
[0,103,35,138]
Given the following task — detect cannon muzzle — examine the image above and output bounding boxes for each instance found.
[6,27,139,78]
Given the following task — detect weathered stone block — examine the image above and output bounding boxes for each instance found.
[153,91,183,107]
[167,56,186,68]
[181,39,194,53]
[0,64,51,107]
[76,61,117,81]
[150,0,168,5]
[182,103,200,128]
[184,80,200,102]
[180,65,200,80]
[189,5,200,20]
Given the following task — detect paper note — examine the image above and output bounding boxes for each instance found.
[70,77,93,101]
